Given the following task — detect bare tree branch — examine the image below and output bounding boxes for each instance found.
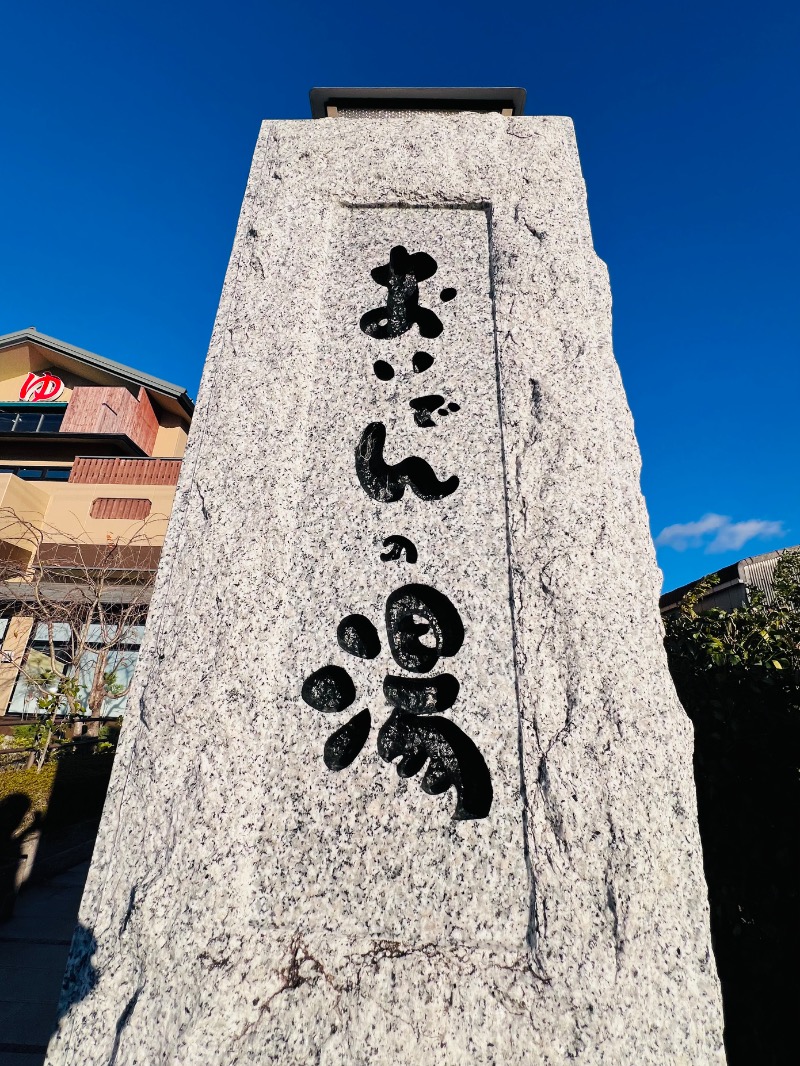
[0,506,161,764]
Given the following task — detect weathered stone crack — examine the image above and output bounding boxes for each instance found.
[195,481,209,520]
[107,983,143,1066]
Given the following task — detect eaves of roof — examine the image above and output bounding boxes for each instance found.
[0,328,195,420]
[659,545,798,611]
[659,562,742,611]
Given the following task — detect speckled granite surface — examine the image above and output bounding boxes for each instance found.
[45,114,724,1064]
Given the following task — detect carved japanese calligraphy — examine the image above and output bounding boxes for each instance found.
[300,583,491,820]
[385,582,464,673]
[380,535,418,564]
[408,396,460,428]
[355,422,459,502]
[337,614,381,659]
[360,246,443,340]
[409,395,445,428]
[383,673,460,713]
[301,665,356,713]
[302,240,490,819]
[373,359,394,381]
[324,709,372,771]
[377,711,492,821]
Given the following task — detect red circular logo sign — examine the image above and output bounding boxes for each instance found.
[19,372,65,402]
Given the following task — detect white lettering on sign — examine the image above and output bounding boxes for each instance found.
[19,372,65,402]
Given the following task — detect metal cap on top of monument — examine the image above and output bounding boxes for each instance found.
[309,86,526,118]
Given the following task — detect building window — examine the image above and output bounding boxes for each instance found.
[6,622,73,716]
[77,623,145,717]
[0,466,72,481]
[0,406,66,434]
[6,617,145,719]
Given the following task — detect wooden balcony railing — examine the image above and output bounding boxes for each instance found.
[69,456,182,486]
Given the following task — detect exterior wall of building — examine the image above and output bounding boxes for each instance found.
[59,385,160,455]
[739,552,783,603]
[688,581,749,613]
[660,546,796,615]
[153,416,188,458]
[69,457,182,485]
[0,344,76,404]
[0,474,49,526]
[0,475,49,564]
[0,616,34,714]
[0,334,192,718]
[33,481,176,543]
[0,341,190,458]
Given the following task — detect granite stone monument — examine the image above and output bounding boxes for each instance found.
[46,91,725,1064]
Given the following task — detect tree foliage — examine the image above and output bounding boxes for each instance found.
[665,553,800,678]
[663,549,800,1066]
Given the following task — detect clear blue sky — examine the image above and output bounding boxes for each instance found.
[2,1,797,592]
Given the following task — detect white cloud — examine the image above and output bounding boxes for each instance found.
[655,513,727,551]
[705,518,786,554]
[656,513,786,554]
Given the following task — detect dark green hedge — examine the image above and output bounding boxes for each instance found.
[0,752,115,833]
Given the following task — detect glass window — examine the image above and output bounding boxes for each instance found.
[7,623,73,716]
[0,406,66,434]
[39,413,64,432]
[0,466,72,480]
[81,621,144,717]
[74,649,100,709]
[33,622,72,643]
[6,614,145,718]
[85,623,112,644]
[0,618,9,642]
[14,412,43,433]
[101,648,140,717]
[85,623,145,645]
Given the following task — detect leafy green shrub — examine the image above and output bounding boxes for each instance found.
[0,744,117,834]
[96,720,122,755]
[664,549,800,1066]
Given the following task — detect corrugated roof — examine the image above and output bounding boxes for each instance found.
[660,545,798,612]
[0,328,194,420]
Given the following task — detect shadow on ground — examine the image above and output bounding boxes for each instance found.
[0,748,111,1065]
